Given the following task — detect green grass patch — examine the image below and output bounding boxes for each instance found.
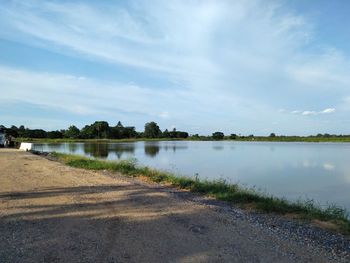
[50,152,350,234]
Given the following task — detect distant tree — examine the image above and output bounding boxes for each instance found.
[162,129,170,138]
[122,126,137,138]
[109,121,137,139]
[212,132,224,140]
[17,125,25,137]
[144,122,162,138]
[229,134,237,140]
[94,121,109,139]
[6,126,18,137]
[23,129,47,138]
[177,131,189,138]
[47,130,63,139]
[110,122,123,139]
[65,125,80,139]
[80,121,109,139]
[116,121,123,128]
[269,133,276,137]
[80,125,93,139]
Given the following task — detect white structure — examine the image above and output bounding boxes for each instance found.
[19,143,33,151]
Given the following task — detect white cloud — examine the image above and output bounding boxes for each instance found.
[0,65,276,132]
[0,1,348,134]
[302,111,317,116]
[288,108,336,116]
[321,108,335,114]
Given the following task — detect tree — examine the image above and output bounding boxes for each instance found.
[269,133,276,137]
[65,125,80,139]
[80,121,109,139]
[191,134,200,139]
[212,132,224,140]
[144,122,162,138]
[230,134,237,140]
[109,122,123,139]
[122,126,137,138]
[94,121,109,139]
[17,125,25,137]
[176,131,189,138]
[6,126,18,137]
[47,130,63,139]
[23,129,47,138]
[162,129,170,138]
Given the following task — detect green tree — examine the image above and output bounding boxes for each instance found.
[212,132,224,140]
[229,133,237,140]
[162,129,170,138]
[144,122,162,138]
[47,130,63,139]
[94,121,109,139]
[269,133,276,137]
[65,125,80,139]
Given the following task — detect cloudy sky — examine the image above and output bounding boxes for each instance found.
[1,0,350,135]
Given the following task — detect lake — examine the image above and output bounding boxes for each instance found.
[32,141,350,210]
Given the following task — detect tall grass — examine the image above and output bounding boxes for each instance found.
[51,152,350,234]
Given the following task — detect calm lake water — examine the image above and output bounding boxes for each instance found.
[32,141,350,210]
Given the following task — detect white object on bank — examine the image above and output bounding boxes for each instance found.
[19,143,33,151]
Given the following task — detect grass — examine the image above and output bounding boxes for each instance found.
[51,152,350,234]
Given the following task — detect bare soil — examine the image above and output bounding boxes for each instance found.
[0,149,347,262]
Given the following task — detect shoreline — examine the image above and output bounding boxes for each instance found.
[47,151,350,236]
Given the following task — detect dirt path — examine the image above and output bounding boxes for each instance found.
[0,149,347,262]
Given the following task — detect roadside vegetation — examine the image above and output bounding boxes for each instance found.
[51,152,350,234]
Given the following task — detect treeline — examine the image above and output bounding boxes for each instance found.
[1,122,349,141]
[0,121,189,139]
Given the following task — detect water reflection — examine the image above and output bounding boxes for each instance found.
[144,143,160,157]
[213,145,224,151]
[68,143,78,153]
[84,143,109,158]
[164,145,177,153]
[323,162,335,171]
[112,144,135,159]
[301,160,336,171]
[78,143,138,159]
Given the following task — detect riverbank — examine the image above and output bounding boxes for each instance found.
[51,152,350,235]
[1,149,349,262]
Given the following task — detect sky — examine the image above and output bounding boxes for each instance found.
[1,0,350,135]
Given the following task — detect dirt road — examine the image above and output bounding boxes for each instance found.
[0,149,348,262]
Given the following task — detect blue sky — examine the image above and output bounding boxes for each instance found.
[0,0,350,135]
